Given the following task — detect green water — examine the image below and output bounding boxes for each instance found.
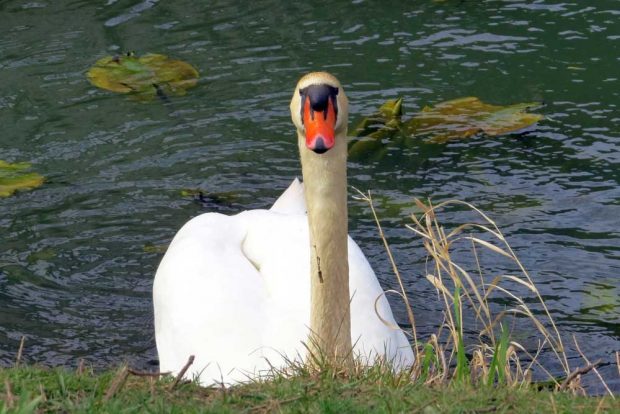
[0,0,618,392]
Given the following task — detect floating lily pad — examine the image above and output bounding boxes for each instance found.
[0,160,45,197]
[349,96,543,158]
[87,52,199,100]
[407,97,543,143]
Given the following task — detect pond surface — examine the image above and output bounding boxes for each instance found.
[0,0,618,393]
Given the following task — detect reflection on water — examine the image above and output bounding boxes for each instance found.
[0,0,618,392]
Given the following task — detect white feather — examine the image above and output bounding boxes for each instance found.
[153,179,413,386]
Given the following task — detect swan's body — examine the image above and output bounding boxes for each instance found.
[154,72,413,386]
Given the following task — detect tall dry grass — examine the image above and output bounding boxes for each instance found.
[355,190,614,396]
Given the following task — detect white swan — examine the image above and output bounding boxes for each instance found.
[153,72,413,386]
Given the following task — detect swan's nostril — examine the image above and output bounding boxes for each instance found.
[311,137,329,154]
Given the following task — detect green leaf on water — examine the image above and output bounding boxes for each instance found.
[87,52,199,100]
[0,160,45,197]
[349,98,404,160]
[351,97,403,138]
[349,96,544,158]
[408,97,544,143]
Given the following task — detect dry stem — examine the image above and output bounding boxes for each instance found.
[4,379,16,409]
[171,355,195,389]
[559,359,602,391]
[15,336,25,368]
[103,365,129,402]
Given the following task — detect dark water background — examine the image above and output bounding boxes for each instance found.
[0,0,618,393]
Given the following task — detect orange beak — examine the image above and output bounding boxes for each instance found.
[303,96,337,154]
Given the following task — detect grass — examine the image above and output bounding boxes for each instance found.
[1,196,618,412]
[354,192,616,394]
[1,364,617,413]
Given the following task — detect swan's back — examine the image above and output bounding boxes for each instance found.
[270,177,306,214]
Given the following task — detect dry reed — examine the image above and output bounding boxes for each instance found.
[353,191,614,395]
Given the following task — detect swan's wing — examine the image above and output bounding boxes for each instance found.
[240,209,311,365]
[153,212,270,385]
[270,178,306,214]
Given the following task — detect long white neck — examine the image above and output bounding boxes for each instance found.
[298,128,352,366]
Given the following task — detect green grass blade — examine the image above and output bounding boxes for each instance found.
[453,285,470,383]
[487,323,510,386]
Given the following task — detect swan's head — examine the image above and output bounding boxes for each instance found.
[290,72,348,154]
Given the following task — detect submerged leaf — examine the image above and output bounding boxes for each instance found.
[0,160,45,197]
[143,243,169,254]
[349,98,404,160]
[579,279,619,323]
[348,118,402,160]
[351,97,403,138]
[87,53,199,100]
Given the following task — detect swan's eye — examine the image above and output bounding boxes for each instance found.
[299,84,339,154]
